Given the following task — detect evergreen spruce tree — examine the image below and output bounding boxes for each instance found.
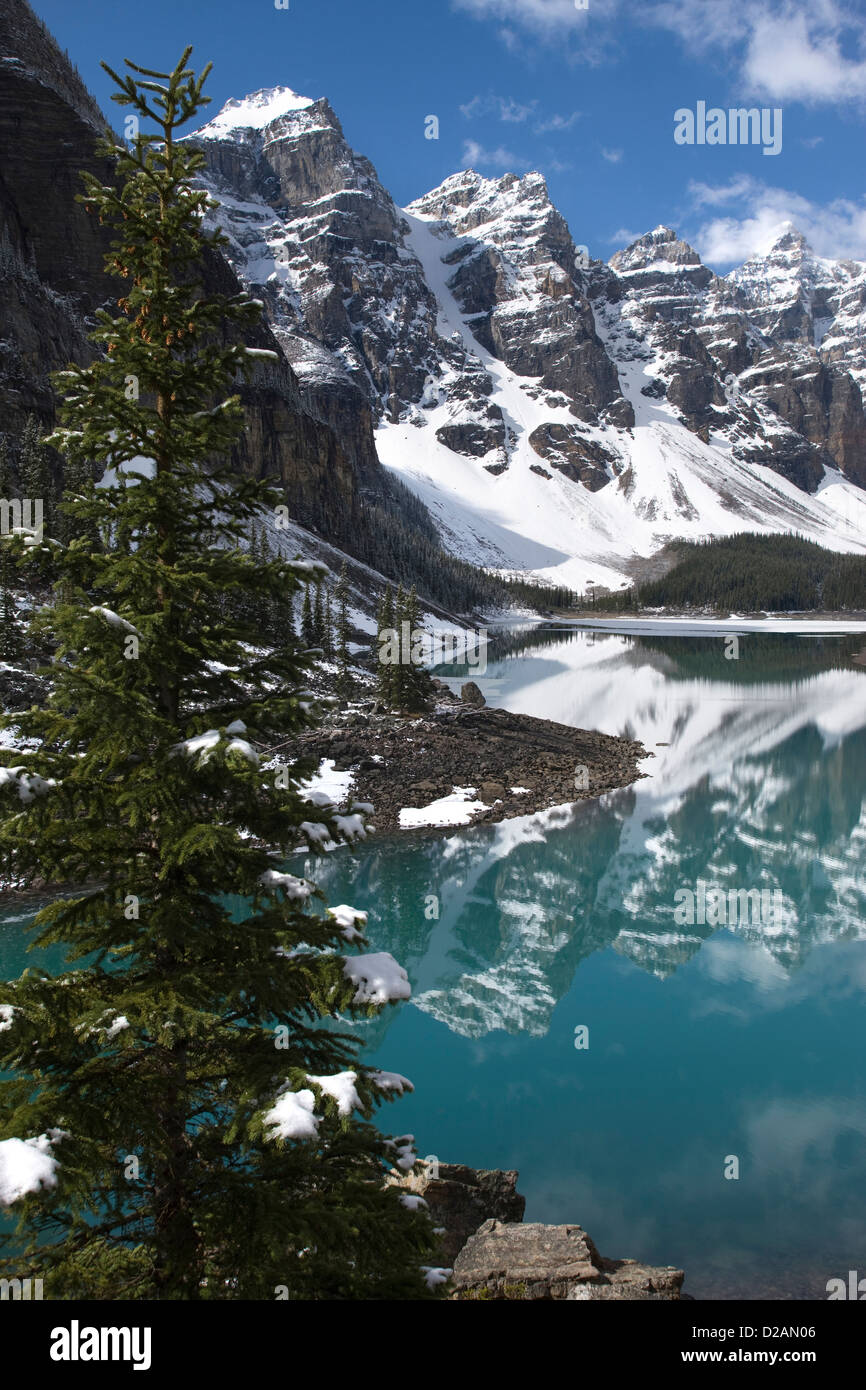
[392,583,407,708]
[56,454,96,550]
[375,584,395,709]
[0,544,23,663]
[0,51,434,1301]
[313,581,325,647]
[401,585,433,712]
[19,414,55,540]
[0,439,20,650]
[300,584,316,648]
[322,590,333,659]
[334,562,351,699]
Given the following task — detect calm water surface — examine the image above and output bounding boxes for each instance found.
[3,628,865,1299]
[313,628,866,1300]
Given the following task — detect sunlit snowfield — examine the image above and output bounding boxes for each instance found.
[3,629,866,1298]
[314,628,866,1300]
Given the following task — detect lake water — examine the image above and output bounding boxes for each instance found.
[312,626,866,1300]
[3,626,866,1299]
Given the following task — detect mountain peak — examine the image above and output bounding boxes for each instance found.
[768,227,816,262]
[191,85,317,139]
[409,167,552,224]
[610,226,703,274]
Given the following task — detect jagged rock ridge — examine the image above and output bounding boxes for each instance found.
[188,91,866,589]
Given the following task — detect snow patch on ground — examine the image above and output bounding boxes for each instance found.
[399,786,490,829]
[300,758,354,806]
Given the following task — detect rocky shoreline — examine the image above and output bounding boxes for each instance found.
[0,682,648,903]
[391,1163,687,1300]
[298,681,649,835]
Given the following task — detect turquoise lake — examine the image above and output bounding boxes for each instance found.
[311,626,866,1300]
[3,626,866,1299]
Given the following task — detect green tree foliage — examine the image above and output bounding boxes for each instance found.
[322,590,333,659]
[0,50,434,1301]
[334,562,352,699]
[313,582,326,648]
[300,585,316,648]
[634,534,866,613]
[374,584,395,708]
[394,585,434,712]
[0,544,23,663]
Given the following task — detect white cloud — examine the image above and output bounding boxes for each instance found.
[461,139,530,171]
[601,146,623,162]
[534,110,581,133]
[453,0,598,31]
[460,93,580,133]
[685,174,866,264]
[454,0,866,107]
[743,6,866,103]
[460,93,537,122]
[609,226,641,246]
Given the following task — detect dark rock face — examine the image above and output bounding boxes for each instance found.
[0,5,404,552]
[0,2,111,439]
[452,1220,685,1301]
[188,98,447,425]
[740,357,866,487]
[389,1164,525,1265]
[436,408,506,459]
[410,171,626,426]
[602,224,866,491]
[529,423,615,491]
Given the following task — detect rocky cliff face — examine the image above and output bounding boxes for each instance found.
[187,87,447,433]
[0,7,404,553]
[728,228,866,485]
[189,87,866,588]
[4,7,866,592]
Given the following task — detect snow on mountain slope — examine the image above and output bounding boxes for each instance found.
[729,226,866,400]
[194,86,317,138]
[376,210,866,590]
[187,90,866,592]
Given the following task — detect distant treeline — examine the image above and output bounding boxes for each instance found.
[573,535,866,613]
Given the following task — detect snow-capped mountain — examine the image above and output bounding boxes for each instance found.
[187,87,866,591]
[729,227,866,402]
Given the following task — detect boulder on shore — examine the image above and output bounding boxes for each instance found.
[460,680,486,707]
[390,1163,686,1299]
[452,1219,686,1301]
[389,1162,524,1264]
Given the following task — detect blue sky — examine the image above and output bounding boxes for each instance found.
[31,0,866,271]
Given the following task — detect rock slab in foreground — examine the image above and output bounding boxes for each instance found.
[452,1220,685,1301]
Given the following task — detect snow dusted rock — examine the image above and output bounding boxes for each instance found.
[408,170,628,428]
[728,228,866,486]
[6,1,866,596]
[452,1220,685,1301]
[187,87,447,425]
[388,1163,525,1265]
